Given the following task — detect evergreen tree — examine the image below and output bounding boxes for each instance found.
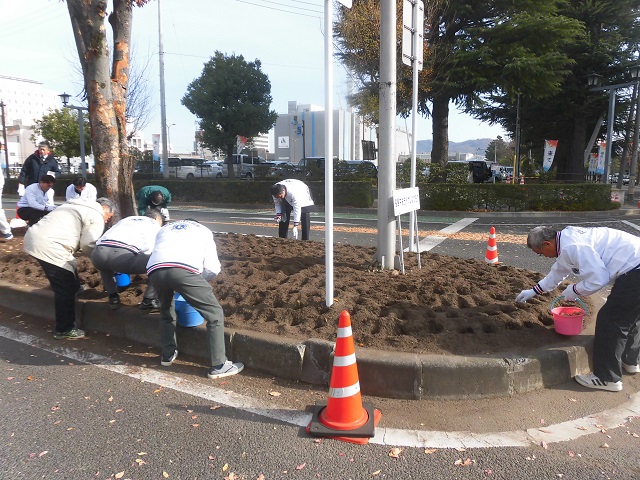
[182,52,278,178]
[32,109,91,171]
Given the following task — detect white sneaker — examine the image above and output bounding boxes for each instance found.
[207,361,244,379]
[575,373,622,392]
[622,363,640,374]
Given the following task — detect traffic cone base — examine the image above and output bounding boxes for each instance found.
[306,401,381,444]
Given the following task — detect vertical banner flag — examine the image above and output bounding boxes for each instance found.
[152,134,160,162]
[596,142,606,175]
[543,140,558,172]
[237,135,248,154]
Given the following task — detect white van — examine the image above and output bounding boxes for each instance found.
[221,154,266,179]
[167,157,211,179]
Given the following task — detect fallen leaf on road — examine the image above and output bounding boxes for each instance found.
[454,458,473,466]
[484,469,493,475]
[389,448,402,458]
[192,424,200,428]
[27,376,33,381]
[256,475,265,480]
[115,409,123,413]
[191,415,198,420]
[269,391,281,397]
[541,441,548,450]
[115,472,125,479]
[222,463,229,472]
[138,452,147,456]
[153,388,162,394]
[39,451,48,457]
[296,463,306,470]
[601,443,609,448]
[108,396,113,402]
[163,471,169,478]
[424,448,437,454]
[371,470,382,476]
[210,406,221,410]
[455,447,466,452]
[135,459,147,465]
[576,426,588,431]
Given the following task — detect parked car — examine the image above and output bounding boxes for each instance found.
[263,161,295,178]
[203,160,223,178]
[221,154,267,179]
[342,160,378,178]
[167,157,209,179]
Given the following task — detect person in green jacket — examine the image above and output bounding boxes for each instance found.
[136,185,171,222]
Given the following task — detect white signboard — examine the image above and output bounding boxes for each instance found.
[393,187,420,216]
[401,0,424,69]
[278,136,290,149]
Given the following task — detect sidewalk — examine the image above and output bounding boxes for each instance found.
[0,279,599,401]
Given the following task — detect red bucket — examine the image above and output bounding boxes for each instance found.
[549,297,587,336]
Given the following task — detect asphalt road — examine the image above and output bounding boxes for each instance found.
[2,200,640,478]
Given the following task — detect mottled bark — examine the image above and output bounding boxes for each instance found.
[66,0,142,218]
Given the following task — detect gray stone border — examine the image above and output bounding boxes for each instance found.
[0,280,594,400]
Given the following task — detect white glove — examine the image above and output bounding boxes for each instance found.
[292,226,299,240]
[561,284,578,302]
[515,289,536,303]
[274,214,282,224]
[160,207,170,221]
[17,184,25,196]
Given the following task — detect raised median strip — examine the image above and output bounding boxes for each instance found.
[0,280,594,400]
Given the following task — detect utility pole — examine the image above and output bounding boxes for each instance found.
[158,0,169,179]
[0,101,9,177]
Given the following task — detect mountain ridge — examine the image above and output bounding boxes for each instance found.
[417,138,494,155]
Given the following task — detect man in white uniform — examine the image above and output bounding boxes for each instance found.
[16,175,57,226]
[516,226,640,392]
[270,179,315,240]
[147,219,244,379]
[91,210,163,311]
[0,164,13,240]
[66,177,98,202]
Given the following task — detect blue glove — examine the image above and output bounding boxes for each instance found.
[561,284,579,302]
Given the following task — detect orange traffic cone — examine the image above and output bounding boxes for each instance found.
[306,310,381,444]
[485,226,499,264]
[520,176,525,185]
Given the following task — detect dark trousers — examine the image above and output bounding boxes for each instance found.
[593,269,640,382]
[149,268,227,367]
[91,246,155,297]
[35,258,80,334]
[18,207,49,226]
[278,201,313,240]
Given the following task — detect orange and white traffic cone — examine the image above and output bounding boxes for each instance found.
[485,226,499,264]
[306,310,381,444]
[519,176,525,185]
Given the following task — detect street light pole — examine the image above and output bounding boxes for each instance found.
[59,92,88,179]
[167,123,175,154]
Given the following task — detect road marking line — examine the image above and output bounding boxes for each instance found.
[1,324,639,449]
[622,220,640,231]
[411,217,478,252]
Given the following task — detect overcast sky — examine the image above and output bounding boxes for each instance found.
[0,0,508,154]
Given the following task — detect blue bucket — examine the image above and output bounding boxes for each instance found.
[174,293,204,327]
[115,272,130,288]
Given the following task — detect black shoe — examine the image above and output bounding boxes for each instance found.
[140,298,160,312]
[108,293,121,310]
[160,350,178,367]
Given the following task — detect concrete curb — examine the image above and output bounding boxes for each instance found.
[0,281,594,400]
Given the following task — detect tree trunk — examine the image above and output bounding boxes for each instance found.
[67,0,137,219]
[227,144,236,178]
[566,114,587,183]
[110,0,135,217]
[431,93,449,167]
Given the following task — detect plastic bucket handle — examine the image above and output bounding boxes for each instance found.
[549,296,588,315]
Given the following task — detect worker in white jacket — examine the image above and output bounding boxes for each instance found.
[91,210,163,311]
[146,219,244,380]
[516,226,640,392]
[270,178,315,240]
[65,176,98,202]
[16,174,56,226]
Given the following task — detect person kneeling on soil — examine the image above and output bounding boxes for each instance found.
[16,175,57,226]
[516,225,640,392]
[146,219,244,379]
[91,209,163,312]
[135,185,171,223]
[270,179,314,240]
[23,198,115,339]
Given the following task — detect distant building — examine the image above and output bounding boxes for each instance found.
[0,75,60,169]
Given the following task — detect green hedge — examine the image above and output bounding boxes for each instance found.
[132,178,375,208]
[419,183,616,211]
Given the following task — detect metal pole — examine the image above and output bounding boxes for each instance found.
[77,107,87,178]
[628,79,640,202]
[408,0,419,252]
[603,88,615,184]
[377,0,397,269]
[515,93,521,178]
[0,101,9,177]
[158,0,169,179]
[324,0,334,307]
